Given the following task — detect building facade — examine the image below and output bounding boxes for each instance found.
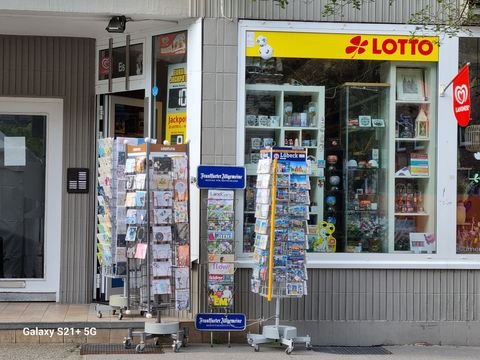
[1,0,480,346]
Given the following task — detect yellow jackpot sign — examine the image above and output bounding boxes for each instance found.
[246,31,439,62]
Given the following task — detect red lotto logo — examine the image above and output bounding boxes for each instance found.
[345,36,368,58]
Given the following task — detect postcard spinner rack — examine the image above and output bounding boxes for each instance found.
[247,147,312,354]
[122,139,190,353]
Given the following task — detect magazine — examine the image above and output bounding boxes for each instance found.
[208,282,233,307]
[152,174,173,189]
[153,156,172,172]
[172,156,188,180]
[207,240,234,254]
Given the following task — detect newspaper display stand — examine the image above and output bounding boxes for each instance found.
[121,140,190,353]
[96,137,143,319]
[206,189,236,347]
[246,147,312,354]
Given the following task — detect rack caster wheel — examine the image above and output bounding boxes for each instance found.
[285,346,293,355]
[173,341,182,352]
[306,343,313,350]
[118,312,123,320]
[135,343,145,353]
[125,309,131,315]
[123,337,132,349]
[154,337,160,347]
[112,310,116,315]
[96,311,102,319]
[254,345,260,352]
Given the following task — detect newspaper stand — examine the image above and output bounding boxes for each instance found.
[121,140,190,353]
[246,147,312,354]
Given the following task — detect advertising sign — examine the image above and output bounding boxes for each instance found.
[195,313,246,331]
[452,64,471,127]
[197,165,246,189]
[246,31,439,62]
[165,63,187,144]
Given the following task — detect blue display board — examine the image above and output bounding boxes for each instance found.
[197,165,246,189]
[195,313,246,331]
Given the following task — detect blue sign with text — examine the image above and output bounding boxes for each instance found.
[197,165,246,189]
[195,313,246,331]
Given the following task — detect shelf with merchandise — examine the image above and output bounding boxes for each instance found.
[340,82,390,253]
[386,63,437,254]
[242,84,325,253]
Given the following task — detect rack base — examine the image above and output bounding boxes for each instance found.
[247,325,312,354]
[124,321,187,353]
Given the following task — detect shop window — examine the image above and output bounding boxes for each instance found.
[241,31,438,255]
[457,38,480,254]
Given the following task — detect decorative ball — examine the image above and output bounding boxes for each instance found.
[329,175,341,186]
[326,196,336,206]
[327,216,337,225]
[327,155,338,164]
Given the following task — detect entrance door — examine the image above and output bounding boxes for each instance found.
[0,98,63,301]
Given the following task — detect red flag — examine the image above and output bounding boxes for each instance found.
[452,64,471,127]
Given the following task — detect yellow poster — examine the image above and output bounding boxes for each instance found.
[166,63,187,143]
[246,31,439,62]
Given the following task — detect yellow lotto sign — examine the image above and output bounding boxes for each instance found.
[246,31,439,62]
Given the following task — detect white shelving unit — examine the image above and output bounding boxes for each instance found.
[383,63,437,253]
[243,84,325,252]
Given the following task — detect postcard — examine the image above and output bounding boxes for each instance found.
[174,179,188,201]
[173,201,189,223]
[152,244,172,259]
[152,174,173,190]
[174,267,190,289]
[256,174,271,188]
[152,225,172,242]
[134,173,146,190]
[125,158,136,173]
[173,156,188,180]
[207,220,234,232]
[135,191,146,207]
[254,234,269,250]
[286,282,304,296]
[175,289,190,311]
[151,278,171,295]
[276,174,290,188]
[125,192,137,207]
[154,208,173,224]
[153,190,173,207]
[151,261,172,277]
[255,204,270,219]
[135,156,146,172]
[134,243,147,259]
[153,156,172,172]
[255,218,269,234]
[256,158,272,174]
[174,223,190,244]
[176,245,190,267]
[125,226,137,241]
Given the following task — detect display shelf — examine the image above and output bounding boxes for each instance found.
[243,84,325,252]
[340,82,390,253]
[383,63,437,253]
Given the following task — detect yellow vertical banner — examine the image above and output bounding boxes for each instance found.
[165,63,187,143]
[267,158,278,302]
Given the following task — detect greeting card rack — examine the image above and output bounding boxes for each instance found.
[96,137,143,319]
[121,140,190,352]
[246,147,312,354]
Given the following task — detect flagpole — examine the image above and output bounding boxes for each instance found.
[440,62,470,97]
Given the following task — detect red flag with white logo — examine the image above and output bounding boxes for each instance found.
[452,64,471,127]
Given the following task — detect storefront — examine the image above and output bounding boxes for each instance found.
[228,20,480,345]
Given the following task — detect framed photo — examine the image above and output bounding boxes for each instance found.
[372,118,385,127]
[358,115,372,127]
[396,68,425,101]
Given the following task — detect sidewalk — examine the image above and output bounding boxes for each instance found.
[2,343,480,360]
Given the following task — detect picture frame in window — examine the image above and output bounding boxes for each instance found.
[372,118,385,127]
[396,68,425,101]
[358,115,372,127]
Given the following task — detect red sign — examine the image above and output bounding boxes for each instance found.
[453,64,471,127]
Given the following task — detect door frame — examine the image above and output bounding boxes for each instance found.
[0,97,63,301]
